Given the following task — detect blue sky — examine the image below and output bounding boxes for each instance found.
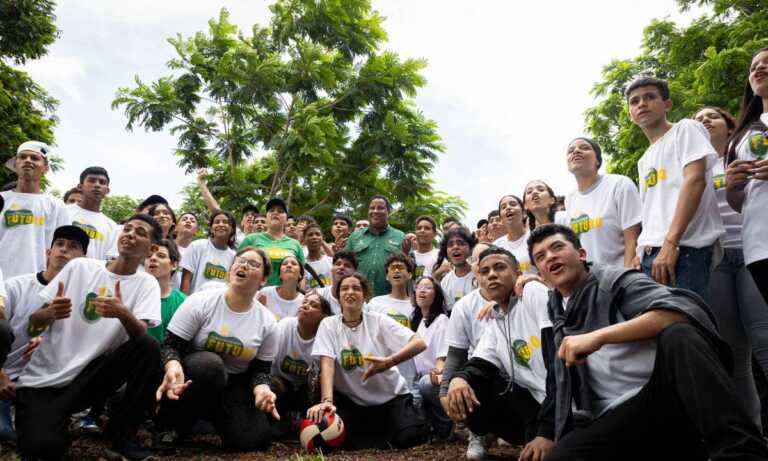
[26,0,699,226]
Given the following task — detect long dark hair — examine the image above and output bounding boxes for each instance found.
[208,209,237,249]
[432,227,476,273]
[728,47,768,165]
[523,180,557,231]
[410,276,446,332]
[148,203,177,239]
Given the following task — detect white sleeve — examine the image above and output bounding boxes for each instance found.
[38,259,79,304]
[311,317,336,358]
[471,327,501,369]
[166,292,205,341]
[446,302,471,350]
[131,276,161,328]
[0,268,6,301]
[432,316,449,359]
[378,313,416,354]
[615,176,643,231]
[678,120,718,170]
[255,313,279,361]
[48,200,72,248]
[522,282,553,330]
[179,240,202,273]
[105,222,120,259]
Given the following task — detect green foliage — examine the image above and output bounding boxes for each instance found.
[0,0,59,187]
[113,1,465,231]
[102,194,139,223]
[585,2,768,181]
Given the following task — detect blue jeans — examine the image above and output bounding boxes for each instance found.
[641,245,713,302]
[0,399,14,441]
[710,248,768,428]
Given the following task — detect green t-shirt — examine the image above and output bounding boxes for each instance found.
[345,225,405,297]
[238,232,306,286]
[147,288,187,342]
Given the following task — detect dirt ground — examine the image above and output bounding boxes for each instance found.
[0,432,521,460]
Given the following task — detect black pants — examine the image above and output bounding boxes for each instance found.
[15,333,160,460]
[157,351,271,452]
[466,380,541,445]
[748,258,768,305]
[335,392,429,450]
[546,323,768,461]
[0,319,12,366]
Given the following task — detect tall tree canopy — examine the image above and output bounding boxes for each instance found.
[0,0,60,186]
[585,0,768,181]
[113,1,465,230]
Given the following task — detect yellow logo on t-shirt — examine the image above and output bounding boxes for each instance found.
[340,346,365,371]
[415,266,426,277]
[644,167,667,189]
[386,310,410,328]
[73,221,106,241]
[570,213,604,236]
[267,247,291,262]
[512,335,542,369]
[280,354,310,377]
[203,262,227,280]
[713,174,726,190]
[205,331,244,357]
[82,287,110,323]
[4,207,45,227]
[309,274,332,288]
[519,261,532,273]
[749,132,768,159]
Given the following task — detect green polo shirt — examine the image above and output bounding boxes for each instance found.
[239,232,305,286]
[345,224,405,297]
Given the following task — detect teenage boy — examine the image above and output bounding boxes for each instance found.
[68,167,120,260]
[404,216,439,278]
[346,195,406,297]
[446,246,554,461]
[0,141,70,278]
[239,198,305,287]
[316,250,358,314]
[368,253,416,327]
[330,214,353,253]
[15,214,163,461]
[626,77,723,299]
[145,239,186,342]
[486,210,505,242]
[62,187,82,205]
[304,224,333,289]
[528,224,768,460]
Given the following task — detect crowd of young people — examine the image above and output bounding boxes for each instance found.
[0,47,767,461]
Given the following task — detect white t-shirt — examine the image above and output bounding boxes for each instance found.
[3,272,46,380]
[179,239,236,294]
[67,205,119,260]
[414,248,439,278]
[494,231,536,274]
[312,312,413,406]
[564,174,643,266]
[18,258,161,388]
[0,267,6,301]
[259,285,304,320]
[472,282,551,403]
[316,285,341,315]
[367,295,414,329]
[440,270,476,312]
[167,288,278,374]
[636,119,724,249]
[443,288,492,357]
[0,191,70,278]
[414,313,449,375]
[305,255,333,289]
[271,316,316,388]
[171,243,191,290]
[735,127,768,264]
[712,161,743,250]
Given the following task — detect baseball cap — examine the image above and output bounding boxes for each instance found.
[4,141,51,173]
[52,225,90,254]
[137,194,169,211]
[265,197,288,214]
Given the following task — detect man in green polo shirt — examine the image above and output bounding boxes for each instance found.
[345,194,405,297]
[239,197,304,286]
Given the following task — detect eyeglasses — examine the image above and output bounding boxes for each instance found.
[388,263,408,273]
[234,256,262,270]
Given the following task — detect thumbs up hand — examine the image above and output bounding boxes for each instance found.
[29,281,72,330]
[94,280,127,319]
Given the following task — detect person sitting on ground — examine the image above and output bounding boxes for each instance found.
[16,214,163,461]
[145,239,187,342]
[446,246,554,461]
[528,224,768,460]
[156,246,278,453]
[306,272,430,450]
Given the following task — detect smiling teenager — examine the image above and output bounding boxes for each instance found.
[316,250,358,315]
[494,194,537,274]
[15,215,163,461]
[304,223,333,288]
[258,255,305,320]
[145,239,187,342]
[156,246,278,453]
[148,203,177,240]
[180,210,237,294]
[68,166,121,260]
[528,224,768,460]
[307,271,430,449]
[437,227,477,313]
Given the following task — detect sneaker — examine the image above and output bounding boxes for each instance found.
[465,432,489,461]
[70,414,100,434]
[105,439,154,461]
[153,430,179,456]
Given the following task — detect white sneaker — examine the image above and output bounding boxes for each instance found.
[465,432,488,460]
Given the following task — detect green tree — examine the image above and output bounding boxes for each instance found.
[112,1,465,230]
[0,0,60,186]
[102,194,138,223]
[584,1,768,181]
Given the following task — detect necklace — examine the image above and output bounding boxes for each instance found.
[342,315,363,330]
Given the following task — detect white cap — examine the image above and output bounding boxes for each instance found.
[4,141,51,173]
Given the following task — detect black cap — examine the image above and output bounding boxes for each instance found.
[265,197,287,214]
[241,204,259,215]
[138,194,168,211]
[0,195,4,214]
[53,225,90,254]
[476,218,488,229]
